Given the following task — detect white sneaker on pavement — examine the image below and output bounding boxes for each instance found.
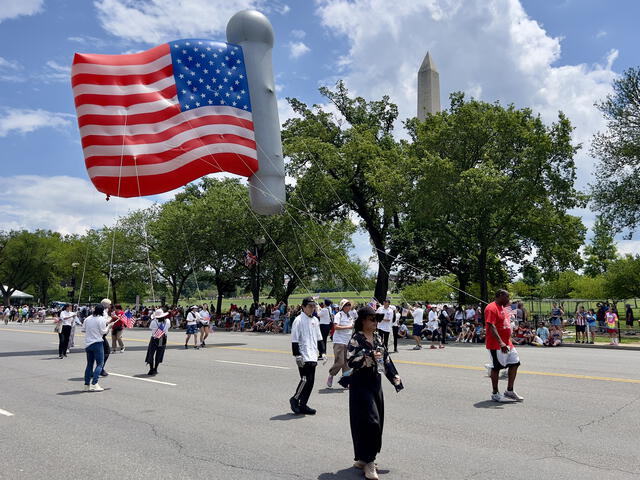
[491,392,514,403]
[90,383,104,392]
[83,385,90,392]
[503,390,524,402]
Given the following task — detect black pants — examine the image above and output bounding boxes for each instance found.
[378,330,390,350]
[102,335,110,369]
[319,324,332,353]
[145,335,167,368]
[350,368,384,464]
[58,325,72,356]
[441,322,449,344]
[293,362,316,407]
[392,326,399,352]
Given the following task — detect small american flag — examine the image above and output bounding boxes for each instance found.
[72,39,257,197]
[153,323,166,339]
[120,311,134,329]
[244,250,257,267]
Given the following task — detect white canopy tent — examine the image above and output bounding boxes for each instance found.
[2,286,34,301]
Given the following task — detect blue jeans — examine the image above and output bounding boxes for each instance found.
[283,317,291,334]
[85,341,105,385]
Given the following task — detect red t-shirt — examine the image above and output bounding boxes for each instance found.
[484,301,512,350]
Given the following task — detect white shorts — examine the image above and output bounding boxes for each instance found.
[488,347,520,370]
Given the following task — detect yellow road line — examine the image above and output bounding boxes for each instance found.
[3,327,640,384]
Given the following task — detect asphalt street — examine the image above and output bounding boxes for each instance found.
[1,323,639,480]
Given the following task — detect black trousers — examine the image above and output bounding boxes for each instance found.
[293,362,316,407]
[392,326,399,352]
[350,369,384,464]
[441,322,449,344]
[319,324,332,353]
[378,330,390,350]
[145,335,167,368]
[102,335,110,369]
[58,325,72,356]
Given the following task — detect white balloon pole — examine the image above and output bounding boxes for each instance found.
[227,10,285,215]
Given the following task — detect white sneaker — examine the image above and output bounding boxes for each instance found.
[90,383,104,392]
[326,375,333,388]
[364,462,379,480]
[503,390,524,402]
[83,384,90,392]
[491,392,514,403]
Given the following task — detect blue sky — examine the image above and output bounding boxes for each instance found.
[0,0,639,265]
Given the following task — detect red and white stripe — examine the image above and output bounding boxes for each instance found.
[72,44,257,198]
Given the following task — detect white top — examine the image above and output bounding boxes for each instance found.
[186,312,198,325]
[199,310,210,324]
[59,310,76,326]
[317,307,332,325]
[412,308,425,325]
[376,306,394,332]
[426,318,439,332]
[332,310,353,345]
[290,312,322,363]
[82,315,108,346]
[149,318,169,337]
[454,311,464,321]
[428,310,438,323]
[465,308,476,320]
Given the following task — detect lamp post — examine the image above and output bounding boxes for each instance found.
[254,236,266,304]
[71,262,80,303]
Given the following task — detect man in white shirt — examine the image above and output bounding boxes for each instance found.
[327,299,353,388]
[317,300,333,353]
[290,297,325,415]
[375,299,394,350]
[426,306,440,349]
[410,304,425,350]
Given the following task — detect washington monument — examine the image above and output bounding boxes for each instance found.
[417,51,441,120]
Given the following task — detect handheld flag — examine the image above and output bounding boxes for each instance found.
[153,323,166,339]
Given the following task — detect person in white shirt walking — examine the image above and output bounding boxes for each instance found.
[375,299,394,351]
[327,299,354,388]
[317,300,333,354]
[146,308,169,376]
[198,306,211,347]
[58,304,76,358]
[409,303,425,350]
[185,306,200,349]
[82,304,115,392]
[290,297,325,415]
[426,306,440,349]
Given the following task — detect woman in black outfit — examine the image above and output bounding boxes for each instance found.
[346,306,403,480]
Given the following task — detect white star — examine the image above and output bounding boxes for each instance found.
[218,85,223,89]
[236,95,241,99]
[190,71,195,76]
[212,78,217,83]
[201,93,205,98]
[239,74,244,79]
[206,47,211,51]
[213,53,218,58]
[185,104,190,109]
[174,44,179,48]
[193,86,197,91]
[177,59,182,63]
[218,48,223,52]
[241,89,245,94]
[181,89,187,94]
[201,53,205,58]
[182,49,187,54]
[208,99,213,104]
[190,95,195,100]
[209,61,214,65]
[235,80,239,85]
[187,80,192,85]
[225,56,230,61]
[223,78,228,83]
[195,101,200,107]
[232,66,237,70]
[232,101,237,106]
[236,59,241,64]
[199,78,204,83]
[214,92,219,96]
[188,56,193,61]
[194,47,199,51]
[243,105,248,109]
[178,74,184,79]
[225,92,230,97]
[206,85,211,90]
[185,66,190,70]
[186,42,190,45]
[203,69,208,74]
[220,99,225,104]
[231,50,236,55]
[215,69,221,74]
[195,63,200,68]
[229,86,234,91]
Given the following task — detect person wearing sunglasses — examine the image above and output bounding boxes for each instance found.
[346,306,403,479]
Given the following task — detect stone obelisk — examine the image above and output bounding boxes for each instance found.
[417,52,441,120]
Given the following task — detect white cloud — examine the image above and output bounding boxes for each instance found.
[40,60,71,82]
[0,57,21,70]
[94,0,264,44]
[0,0,44,22]
[0,108,73,137]
[289,41,310,58]
[291,29,306,39]
[595,30,607,39]
[0,175,158,235]
[315,0,617,184]
[0,56,22,81]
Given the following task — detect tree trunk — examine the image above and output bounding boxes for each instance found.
[281,278,298,305]
[456,273,469,305]
[374,248,392,303]
[478,247,489,306]
[110,278,118,305]
[2,291,11,307]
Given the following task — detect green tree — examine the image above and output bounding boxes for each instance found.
[591,67,640,233]
[401,275,456,303]
[604,255,640,300]
[539,271,580,299]
[569,275,606,299]
[583,215,618,276]
[283,82,409,302]
[406,93,585,303]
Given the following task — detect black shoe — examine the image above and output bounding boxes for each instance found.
[59,355,63,359]
[194,346,199,350]
[299,405,316,415]
[100,370,109,377]
[289,396,301,414]
[184,344,188,349]
[148,369,154,376]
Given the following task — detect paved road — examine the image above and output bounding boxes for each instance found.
[1,324,638,480]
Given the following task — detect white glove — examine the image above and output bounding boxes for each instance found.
[295,355,305,368]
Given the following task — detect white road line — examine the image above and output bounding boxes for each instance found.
[0,408,15,417]
[108,372,177,386]
[215,360,290,370]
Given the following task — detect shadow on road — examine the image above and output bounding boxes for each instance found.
[318,388,346,394]
[57,388,112,395]
[270,413,305,421]
[318,467,390,479]
[473,400,517,409]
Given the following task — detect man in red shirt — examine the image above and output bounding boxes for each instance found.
[485,289,524,403]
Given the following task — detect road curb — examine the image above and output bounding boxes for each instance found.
[560,343,640,351]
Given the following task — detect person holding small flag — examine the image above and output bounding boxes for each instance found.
[111,304,127,354]
[146,308,170,376]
